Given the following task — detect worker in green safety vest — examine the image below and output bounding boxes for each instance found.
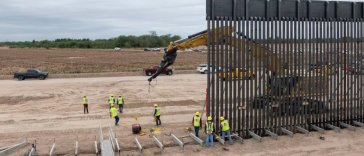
[153,104,161,126]
[205,116,214,147]
[110,104,119,126]
[117,95,125,113]
[192,112,202,137]
[108,94,115,109]
[220,116,233,145]
[83,95,89,114]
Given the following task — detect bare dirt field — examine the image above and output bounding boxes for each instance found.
[1,74,364,156]
[0,48,207,75]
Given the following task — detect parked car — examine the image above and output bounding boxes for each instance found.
[185,49,192,52]
[194,49,202,52]
[144,48,151,51]
[143,65,174,76]
[152,48,160,51]
[196,64,221,74]
[114,47,121,51]
[342,62,364,74]
[14,69,49,81]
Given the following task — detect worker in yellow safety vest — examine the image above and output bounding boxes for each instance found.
[205,116,214,147]
[153,104,161,126]
[220,117,233,145]
[192,112,202,137]
[83,95,89,114]
[110,104,119,126]
[108,94,115,109]
[117,95,125,113]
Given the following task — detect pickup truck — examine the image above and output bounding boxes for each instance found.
[14,69,49,81]
[197,64,221,74]
[143,65,174,76]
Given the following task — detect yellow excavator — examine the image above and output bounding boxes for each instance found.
[147,26,280,82]
[148,27,328,116]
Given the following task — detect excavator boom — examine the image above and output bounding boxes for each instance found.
[148,26,282,82]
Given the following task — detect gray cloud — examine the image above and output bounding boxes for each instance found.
[0,0,206,41]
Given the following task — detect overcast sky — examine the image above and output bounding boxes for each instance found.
[0,0,206,41]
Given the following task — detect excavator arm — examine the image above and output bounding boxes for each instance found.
[147,27,282,82]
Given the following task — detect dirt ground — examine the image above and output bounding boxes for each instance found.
[0,48,207,75]
[1,74,364,156]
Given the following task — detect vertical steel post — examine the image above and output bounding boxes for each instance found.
[242,15,247,138]
[237,16,242,137]
[208,0,213,121]
[245,1,250,137]
[277,0,282,135]
[216,15,221,135]
[254,16,258,134]
[225,16,229,127]
[282,16,287,131]
[250,16,254,134]
[233,0,237,134]
[290,16,294,131]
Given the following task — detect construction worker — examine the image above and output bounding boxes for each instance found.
[110,104,119,126]
[153,104,161,126]
[108,94,115,109]
[117,95,125,113]
[83,95,89,114]
[192,112,202,137]
[205,116,214,147]
[220,117,233,145]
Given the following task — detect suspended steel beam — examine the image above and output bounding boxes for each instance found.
[152,136,164,152]
[325,123,341,132]
[0,141,29,156]
[281,127,294,137]
[340,122,356,131]
[265,129,278,140]
[311,125,325,134]
[135,138,143,154]
[189,133,203,146]
[171,134,184,149]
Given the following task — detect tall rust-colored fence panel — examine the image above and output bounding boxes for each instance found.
[206,0,364,139]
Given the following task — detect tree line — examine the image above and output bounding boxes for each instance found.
[1,34,181,49]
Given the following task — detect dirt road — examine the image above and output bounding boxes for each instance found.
[1,74,364,156]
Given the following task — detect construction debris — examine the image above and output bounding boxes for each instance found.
[154,151,162,155]
[222,147,229,151]
[193,148,201,153]
[320,136,325,140]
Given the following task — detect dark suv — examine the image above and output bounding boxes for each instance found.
[14,69,49,81]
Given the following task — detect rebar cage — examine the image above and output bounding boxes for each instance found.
[206,0,364,138]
